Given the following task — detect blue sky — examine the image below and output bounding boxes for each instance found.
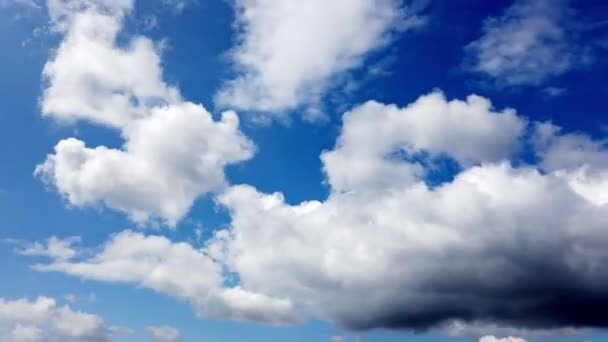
[0,0,607,341]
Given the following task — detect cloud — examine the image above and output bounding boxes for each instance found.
[321,92,525,192]
[464,0,585,86]
[210,92,608,331]
[479,336,528,342]
[0,296,115,341]
[146,325,180,342]
[27,92,608,333]
[36,0,254,226]
[479,336,527,342]
[10,324,42,342]
[0,0,41,8]
[215,0,425,119]
[16,236,80,261]
[34,230,299,325]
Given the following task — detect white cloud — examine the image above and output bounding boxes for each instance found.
[36,106,254,226]
[321,91,525,192]
[534,121,608,206]
[0,296,113,341]
[479,336,527,342]
[216,0,425,119]
[465,0,582,86]
[17,236,80,261]
[36,0,254,226]
[209,92,608,330]
[41,7,178,128]
[146,325,180,342]
[10,324,42,342]
[35,230,299,325]
[534,121,608,172]
[28,92,608,333]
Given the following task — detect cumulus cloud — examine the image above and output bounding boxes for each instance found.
[36,0,254,226]
[321,92,525,192]
[34,230,299,325]
[146,325,180,342]
[534,121,608,206]
[27,92,608,333]
[210,92,608,331]
[465,0,584,86]
[215,0,425,119]
[0,296,114,341]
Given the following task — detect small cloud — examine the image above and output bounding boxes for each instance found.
[63,294,76,303]
[464,0,589,87]
[16,236,81,261]
[541,86,567,97]
[147,325,181,342]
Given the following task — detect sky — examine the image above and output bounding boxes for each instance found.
[0,0,608,341]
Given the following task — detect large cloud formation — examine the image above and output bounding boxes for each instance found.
[215,0,425,119]
[30,91,608,334]
[35,0,254,226]
[210,92,608,330]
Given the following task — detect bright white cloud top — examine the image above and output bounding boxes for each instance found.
[215,0,424,119]
[36,0,254,226]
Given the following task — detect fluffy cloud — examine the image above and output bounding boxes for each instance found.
[210,92,608,330]
[41,5,177,128]
[35,230,298,325]
[215,0,424,119]
[534,122,608,206]
[28,92,608,333]
[465,0,583,86]
[36,106,253,226]
[36,0,254,225]
[0,296,113,341]
[321,92,525,192]
[146,325,180,342]
[46,0,133,30]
